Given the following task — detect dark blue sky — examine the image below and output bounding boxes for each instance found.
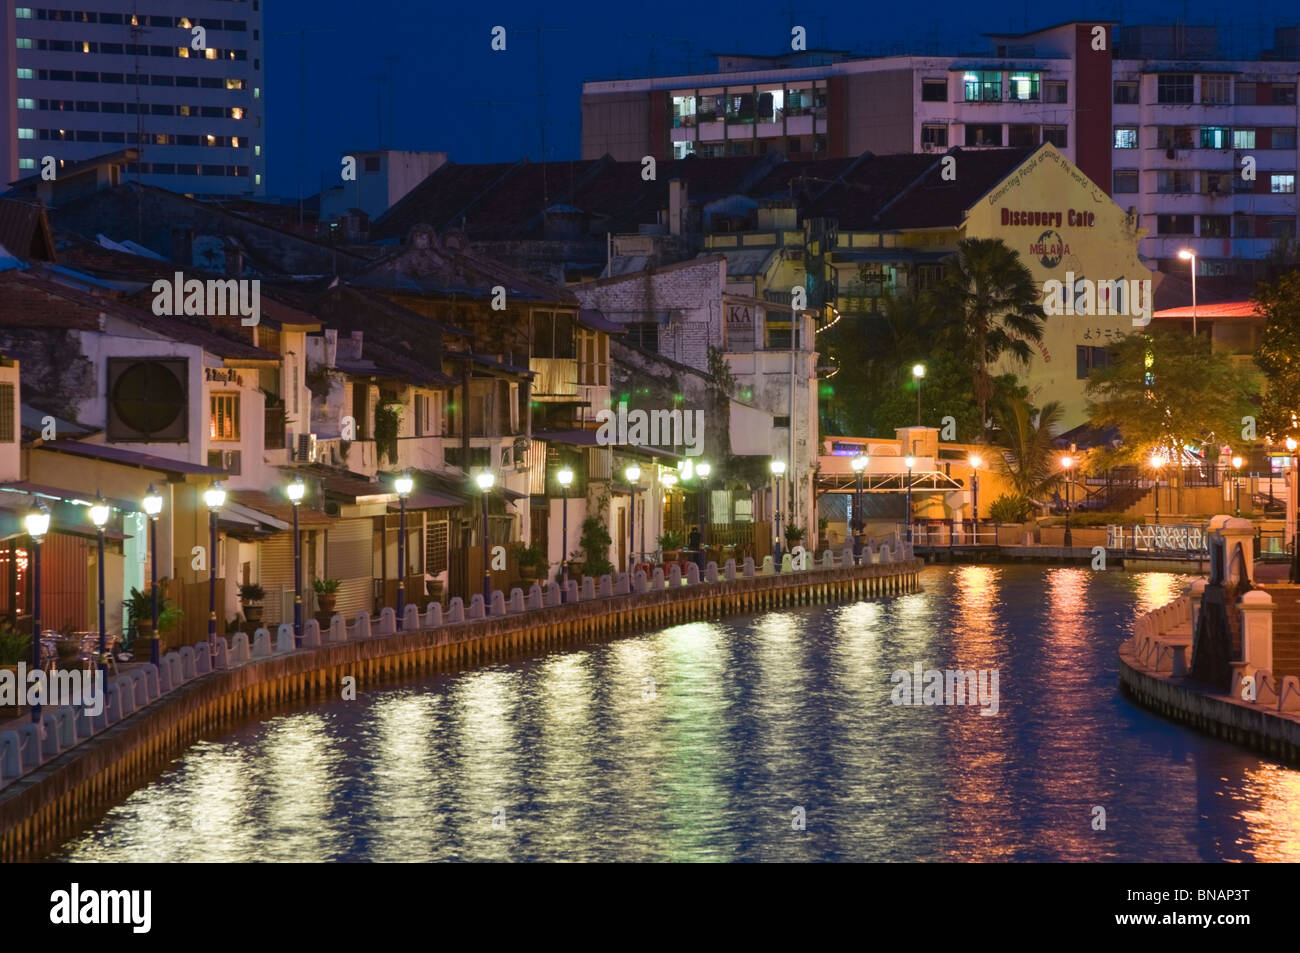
[264,0,1298,200]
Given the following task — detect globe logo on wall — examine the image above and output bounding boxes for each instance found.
[1036,230,1064,268]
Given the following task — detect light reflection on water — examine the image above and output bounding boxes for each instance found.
[52,566,1300,862]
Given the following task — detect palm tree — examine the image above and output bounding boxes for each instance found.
[993,397,1064,500]
[929,238,1046,438]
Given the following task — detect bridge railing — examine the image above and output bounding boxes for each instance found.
[905,521,1000,547]
[1107,523,1208,555]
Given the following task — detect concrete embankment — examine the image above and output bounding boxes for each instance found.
[0,559,920,861]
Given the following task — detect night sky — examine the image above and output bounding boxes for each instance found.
[264,0,1298,201]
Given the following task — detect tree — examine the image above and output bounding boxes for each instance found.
[1253,270,1300,440]
[1086,326,1258,467]
[991,397,1064,500]
[929,238,1046,437]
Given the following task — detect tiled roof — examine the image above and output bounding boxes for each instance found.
[0,199,55,262]
[873,147,1034,229]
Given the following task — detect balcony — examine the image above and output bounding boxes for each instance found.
[529,358,578,399]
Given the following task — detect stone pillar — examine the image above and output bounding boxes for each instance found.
[1220,516,1256,584]
[1239,589,1274,671]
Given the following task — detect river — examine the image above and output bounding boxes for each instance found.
[52,565,1300,862]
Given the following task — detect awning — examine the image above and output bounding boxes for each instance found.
[577,309,626,334]
[38,440,227,477]
[227,489,334,527]
[387,489,466,512]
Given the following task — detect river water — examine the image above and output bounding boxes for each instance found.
[52,565,1300,862]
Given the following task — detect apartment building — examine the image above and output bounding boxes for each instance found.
[581,20,1299,277]
[0,0,265,196]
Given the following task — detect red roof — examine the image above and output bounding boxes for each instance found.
[1153,301,1262,320]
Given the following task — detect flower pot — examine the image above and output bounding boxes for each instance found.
[315,594,337,617]
[242,604,264,626]
[662,549,681,563]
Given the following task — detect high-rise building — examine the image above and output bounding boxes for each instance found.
[581,21,1299,278]
[1,0,265,196]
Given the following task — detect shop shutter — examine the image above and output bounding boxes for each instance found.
[258,534,295,628]
[327,518,374,617]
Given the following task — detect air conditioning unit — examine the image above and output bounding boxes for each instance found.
[207,449,242,475]
[295,432,318,463]
[922,141,935,153]
[106,357,189,442]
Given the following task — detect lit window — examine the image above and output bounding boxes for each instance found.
[230,107,243,119]
[1272,174,1296,194]
[179,105,190,116]
[206,134,216,144]
[15,7,32,18]
[963,71,1001,102]
[16,68,32,79]
[179,17,192,28]
[1008,72,1040,101]
[81,42,90,53]
[16,98,34,110]
[17,128,33,139]
[130,14,138,26]
[18,158,34,170]
[178,47,189,58]
[205,48,217,60]
[16,38,32,50]
[253,87,260,98]
[1232,129,1256,150]
[210,393,240,441]
[254,145,260,156]
[1113,127,1138,149]
[254,173,261,185]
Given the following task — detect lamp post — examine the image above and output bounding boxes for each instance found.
[1060,456,1074,548]
[1288,437,1299,582]
[850,453,868,562]
[625,463,641,571]
[696,461,711,563]
[393,471,412,628]
[1232,455,1243,517]
[662,471,678,565]
[89,497,111,681]
[556,466,573,602]
[203,482,226,660]
[912,364,925,427]
[1177,248,1198,337]
[1149,453,1166,525]
[476,470,495,605]
[968,454,982,541]
[770,459,786,569]
[904,456,915,543]
[25,502,49,725]
[287,476,306,643]
[142,484,163,667]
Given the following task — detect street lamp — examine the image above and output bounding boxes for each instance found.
[1149,454,1166,525]
[625,463,641,571]
[476,470,495,605]
[696,461,711,563]
[25,501,49,724]
[912,364,925,427]
[142,484,163,666]
[1288,438,1299,582]
[968,455,982,541]
[203,482,226,659]
[287,476,306,642]
[1177,249,1198,337]
[393,471,413,628]
[904,455,915,543]
[89,497,111,681]
[556,466,573,602]
[850,453,868,561]
[1060,456,1074,548]
[1232,455,1244,516]
[770,459,786,569]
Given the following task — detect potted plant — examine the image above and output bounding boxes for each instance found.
[511,542,548,581]
[658,530,685,563]
[784,524,806,550]
[578,516,614,578]
[157,605,184,650]
[124,583,172,657]
[239,583,267,627]
[312,578,341,617]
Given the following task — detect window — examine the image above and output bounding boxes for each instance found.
[1157,73,1194,104]
[1271,175,1296,194]
[626,322,659,352]
[1077,346,1109,379]
[1008,124,1037,147]
[17,159,34,171]
[1114,126,1138,149]
[1270,218,1297,239]
[16,98,33,110]
[921,124,948,148]
[1044,81,1067,103]
[1200,126,1228,149]
[1008,72,1040,101]
[965,123,1002,146]
[1157,170,1194,193]
[1113,81,1139,104]
[16,39,32,50]
[1203,171,1231,195]
[1157,127,1195,149]
[17,128,32,139]
[1235,82,1256,105]
[1274,128,1297,149]
[1201,75,1231,104]
[1274,86,1298,106]
[1113,170,1139,193]
[210,393,240,441]
[15,7,31,17]
[1232,129,1256,149]
[1157,214,1195,235]
[1233,214,1254,237]
[16,68,32,80]
[1200,215,1229,237]
[921,79,947,102]
[725,91,755,123]
[672,93,696,126]
[1043,126,1067,147]
[963,71,1001,102]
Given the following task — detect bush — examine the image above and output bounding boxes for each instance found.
[312,577,341,594]
[988,493,1033,523]
[657,530,685,551]
[510,542,549,574]
[239,583,266,603]
[579,516,614,578]
[0,625,30,665]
